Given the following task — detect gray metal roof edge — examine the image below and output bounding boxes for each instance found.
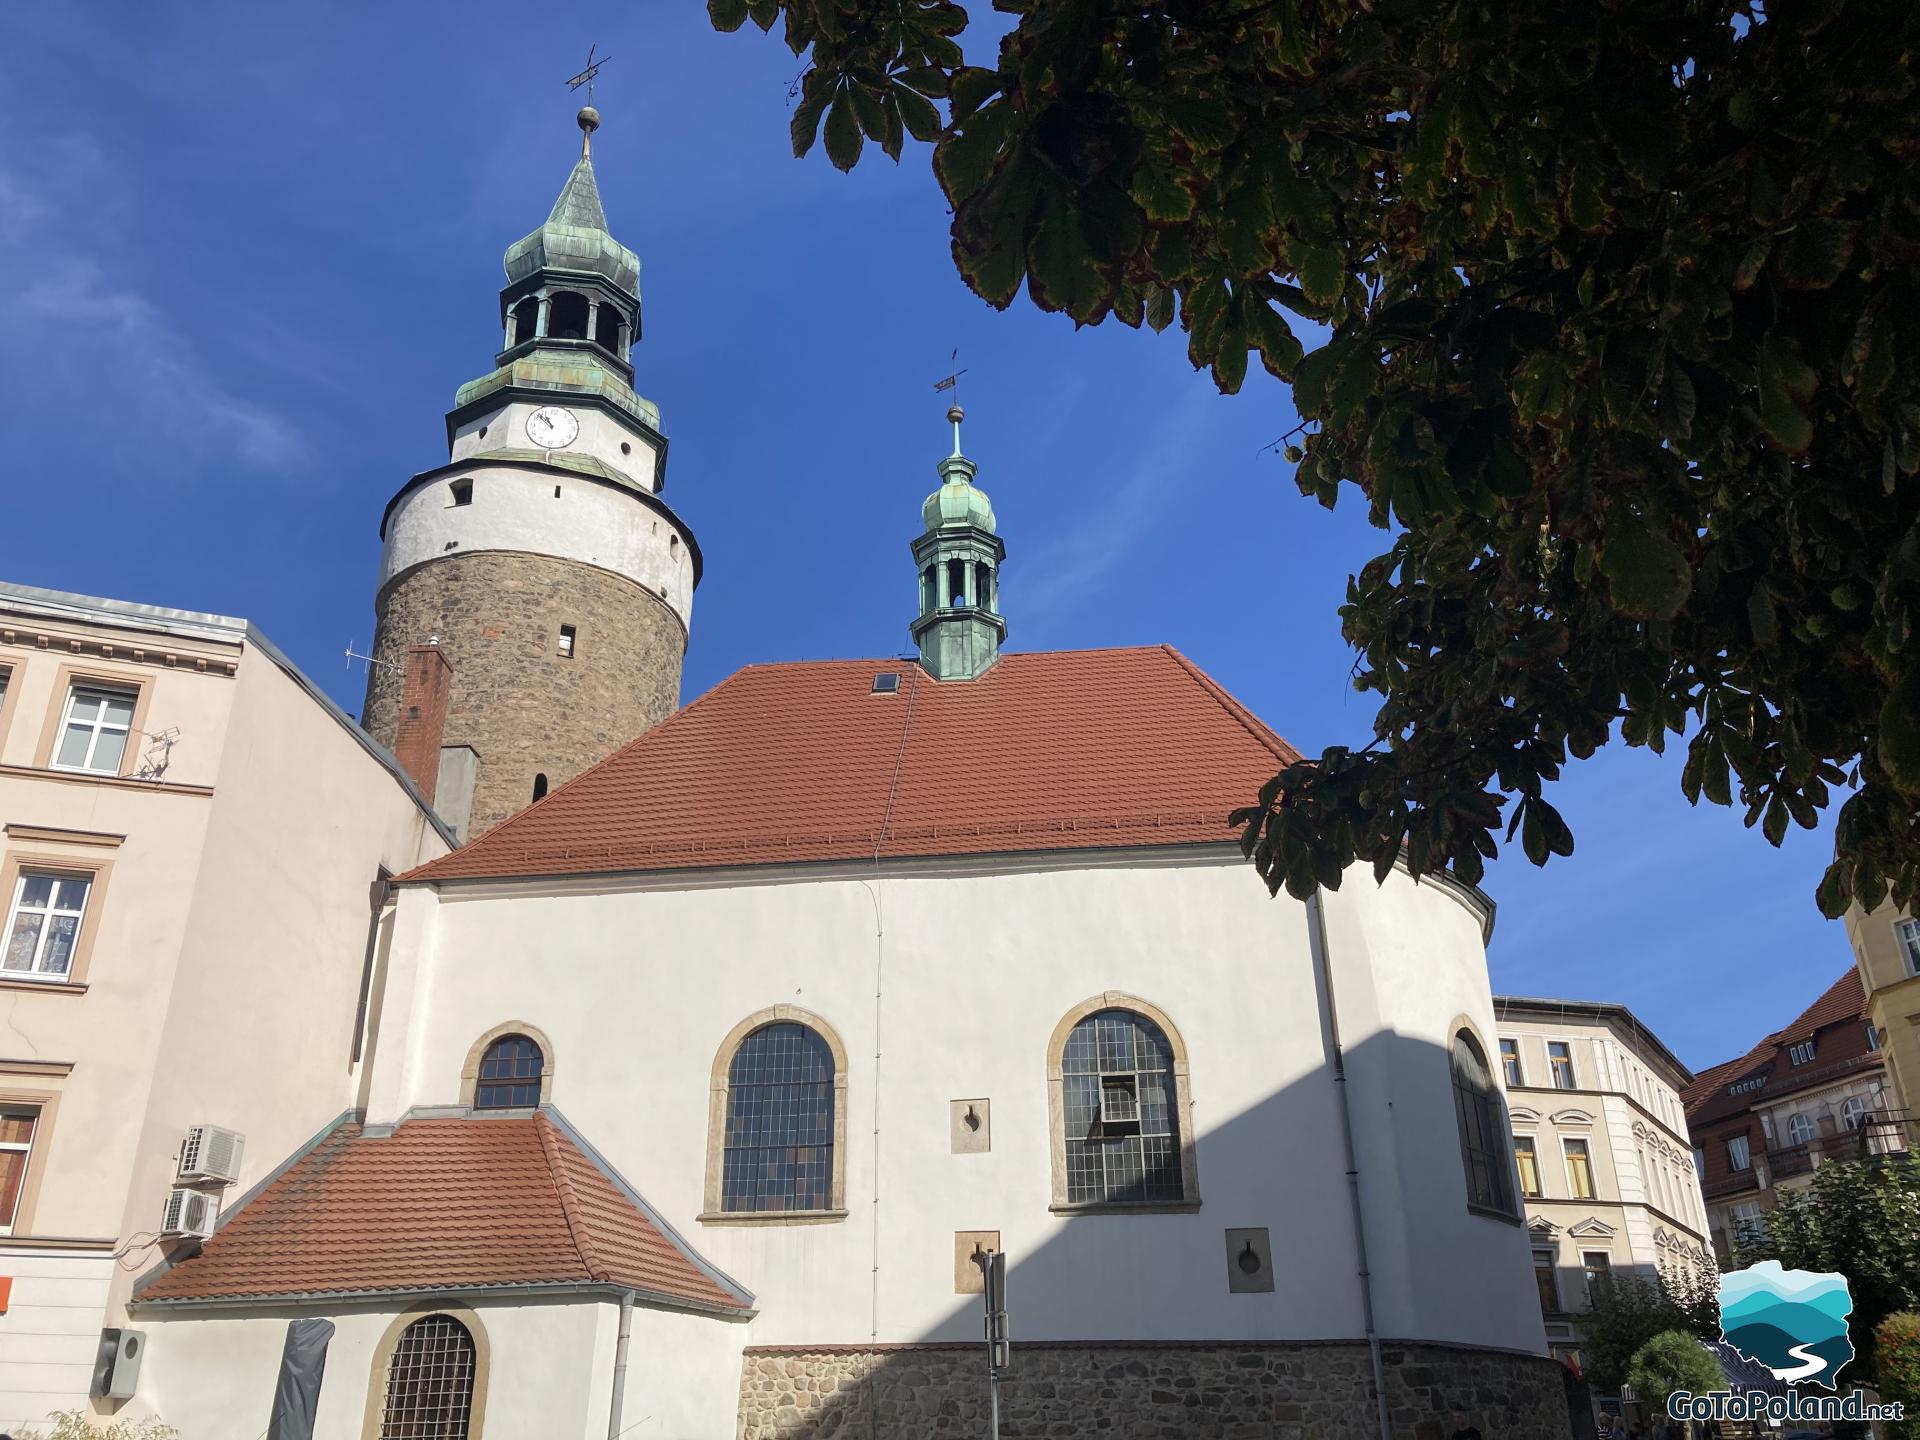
[1492,994,1694,1084]
[0,580,454,849]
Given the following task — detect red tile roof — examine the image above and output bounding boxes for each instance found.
[401,647,1303,883]
[135,1114,750,1312]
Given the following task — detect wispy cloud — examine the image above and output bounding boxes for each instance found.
[1010,387,1211,638]
[0,137,303,475]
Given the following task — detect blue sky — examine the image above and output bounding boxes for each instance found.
[0,3,1848,1071]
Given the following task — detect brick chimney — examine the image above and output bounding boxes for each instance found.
[392,642,453,802]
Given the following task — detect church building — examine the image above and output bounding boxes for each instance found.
[123,109,1573,1440]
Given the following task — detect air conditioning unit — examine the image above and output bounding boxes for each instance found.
[93,1327,144,1401]
[159,1186,219,1240]
[177,1124,245,1185]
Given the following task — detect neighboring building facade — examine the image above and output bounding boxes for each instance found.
[1491,998,1713,1373]
[0,583,451,1428]
[1683,968,1902,1264]
[360,107,700,841]
[1846,898,1920,1128]
[123,411,1575,1438]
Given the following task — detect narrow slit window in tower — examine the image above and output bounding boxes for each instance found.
[921,567,935,615]
[557,624,577,659]
[449,479,473,507]
[947,558,968,608]
[532,773,549,802]
[594,303,623,352]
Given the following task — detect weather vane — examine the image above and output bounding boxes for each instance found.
[566,43,611,106]
[933,349,968,409]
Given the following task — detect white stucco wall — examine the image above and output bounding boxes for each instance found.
[450,399,660,489]
[355,852,1542,1360]
[0,1247,113,1430]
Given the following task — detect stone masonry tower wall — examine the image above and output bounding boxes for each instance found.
[362,107,698,839]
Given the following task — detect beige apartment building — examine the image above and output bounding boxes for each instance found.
[0,582,450,1428]
[1846,899,1920,1132]
[1493,997,1713,1371]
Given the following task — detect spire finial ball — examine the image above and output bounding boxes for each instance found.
[577,105,601,135]
[947,404,965,425]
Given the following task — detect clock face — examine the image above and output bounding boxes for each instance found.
[525,405,580,450]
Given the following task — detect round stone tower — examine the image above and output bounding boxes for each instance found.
[363,107,699,839]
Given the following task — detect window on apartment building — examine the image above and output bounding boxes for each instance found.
[473,1034,545,1109]
[1563,1137,1596,1199]
[1786,1112,1814,1146]
[1452,1030,1515,1216]
[376,1312,479,1440]
[1693,1147,1705,1182]
[1727,1134,1751,1171]
[1533,1249,1562,1314]
[1899,917,1920,978]
[1548,1041,1576,1090]
[0,666,9,710]
[0,1106,38,1232]
[1842,1095,1869,1131]
[1868,1023,1881,1052]
[1513,1136,1543,1198]
[1789,1039,1816,1066]
[1729,1200,1767,1245]
[53,685,136,774]
[3,872,92,980]
[1499,1038,1523,1086]
[1582,1251,1614,1307]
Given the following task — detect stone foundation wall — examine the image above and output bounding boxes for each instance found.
[364,550,685,836]
[738,1341,1573,1440]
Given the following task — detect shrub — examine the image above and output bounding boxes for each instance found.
[1877,1312,1920,1440]
[11,1411,178,1440]
[1628,1330,1724,1421]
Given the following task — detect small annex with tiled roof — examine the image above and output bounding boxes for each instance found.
[135,1111,751,1316]
[399,645,1304,886]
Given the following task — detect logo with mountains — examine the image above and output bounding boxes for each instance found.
[1719,1260,1855,1389]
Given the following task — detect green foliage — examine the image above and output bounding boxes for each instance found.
[1629,1329,1725,1415]
[709,0,1920,916]
[1735,1154,1920,1386]
[1580,1267,1721,1396]
[12,1412,177,1440]
[1876,1312,1920,1439]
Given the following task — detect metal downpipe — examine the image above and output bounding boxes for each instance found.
[1307,890,1394,1440]
[607,1288,635,1439]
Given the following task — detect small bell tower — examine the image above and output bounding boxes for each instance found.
[910,404,1006,680]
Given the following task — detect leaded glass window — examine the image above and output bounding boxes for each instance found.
[378,1313,476,1439]
[721,1022,835,1213]
[1453,1030,1514,1215]
[1061,1009,1182,1205]
[473,1034,543,1109]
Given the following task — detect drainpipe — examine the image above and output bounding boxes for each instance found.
[607,1289,635,1439]
[1306,890,1393,1440]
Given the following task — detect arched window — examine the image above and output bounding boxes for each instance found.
[531,773,549,802]
[376,1313,477,1439]
[509,296,540,346]
[721,1023,834,1212]
[1046,995,1198,1210]
[474,1033,544,1109]
[1786,1112,1815,1146]
[1841,1095,1869,1130]
[547,291,590,340]
[1452,1028,1515,1216]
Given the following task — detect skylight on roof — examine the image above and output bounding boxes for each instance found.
[872,673,901,695]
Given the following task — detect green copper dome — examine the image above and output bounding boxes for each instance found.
[503,150,641,296]
[922,455,996,533]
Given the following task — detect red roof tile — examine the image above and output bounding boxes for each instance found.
[136,1114,749,1312]
[402,647,1303,883]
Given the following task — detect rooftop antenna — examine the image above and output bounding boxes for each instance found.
[933,349,969,457]
[566,44,611,155]
[343,640,399,675]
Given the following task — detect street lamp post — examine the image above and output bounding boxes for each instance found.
[974,1247,1009,1440]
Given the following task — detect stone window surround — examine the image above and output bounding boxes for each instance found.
[0,659,22,754]
[0,847,115,989]
[700,1004,850,1226]
[30,663,155,778]
[0,1087,58,1237]
[458,1021,557,1109]
[1046,992,1201,1215]
[360,1300,491,1440]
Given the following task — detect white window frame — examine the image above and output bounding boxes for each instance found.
[0,1105,38,1235]
[1547,1040,1576,1090]
[1785,1112,1814,1146]
[1499,1037,1523,1087]
[3,871,92,980]
[1727,1134,1751,1171]
[1563,1136,1596,1199]
[1899,917,1920,978]
[1788,1039,1816,1066]
[1730,1200,1767,1243]
[51,684,135,775]
[1841,1095,1869,1131]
